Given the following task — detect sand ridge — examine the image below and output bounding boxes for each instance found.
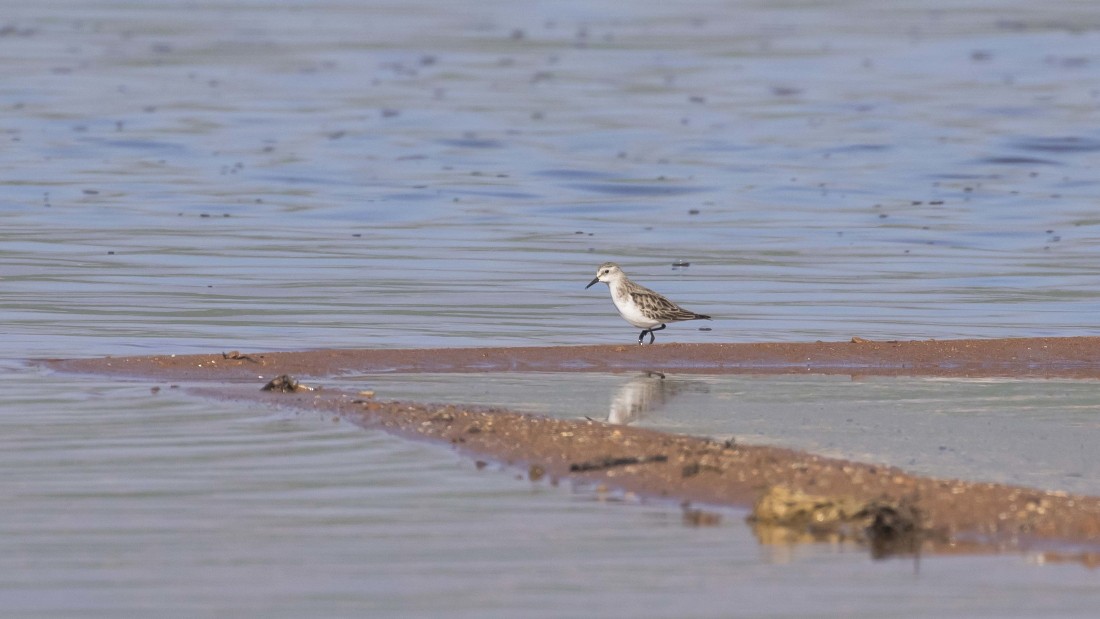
[42,336,1100,560]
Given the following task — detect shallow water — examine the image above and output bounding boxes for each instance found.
[5,0,1100,357]
[5,0,1100,615]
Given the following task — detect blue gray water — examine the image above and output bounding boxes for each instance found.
[5,0,1100,616]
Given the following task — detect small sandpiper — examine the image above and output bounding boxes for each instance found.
[585,262,711,344]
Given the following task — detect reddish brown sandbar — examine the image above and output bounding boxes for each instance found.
[43,336,1100,380]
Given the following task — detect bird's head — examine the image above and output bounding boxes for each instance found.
[585,262,624,289]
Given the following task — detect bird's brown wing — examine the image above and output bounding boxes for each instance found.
[629,289,708,321]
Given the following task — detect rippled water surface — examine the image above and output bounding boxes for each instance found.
[5,0,1100,616]
[6,0,1100,357]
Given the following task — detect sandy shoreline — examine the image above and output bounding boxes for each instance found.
[41,336,1100,560]
[44,336,1100,380]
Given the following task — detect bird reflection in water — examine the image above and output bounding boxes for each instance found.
[607,371,708,425]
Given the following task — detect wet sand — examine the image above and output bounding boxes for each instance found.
[42,336,1100,559]
[46,336,1100,380]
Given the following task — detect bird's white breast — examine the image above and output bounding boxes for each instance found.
[610,284,661,328]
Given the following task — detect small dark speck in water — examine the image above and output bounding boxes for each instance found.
[688,208,700,215]
[699,327,712,331]
[83,189,99,195]
[682,505,722,527]
[1045,56,1089,68]
[107,251,115,255]
[352,233,362,237]
[672,260,690,269]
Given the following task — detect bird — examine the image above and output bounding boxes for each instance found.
[585,262,711,344]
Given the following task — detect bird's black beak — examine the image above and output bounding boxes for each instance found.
[585,277,600,289]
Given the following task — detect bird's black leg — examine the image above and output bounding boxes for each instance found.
[642,325,664,343]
